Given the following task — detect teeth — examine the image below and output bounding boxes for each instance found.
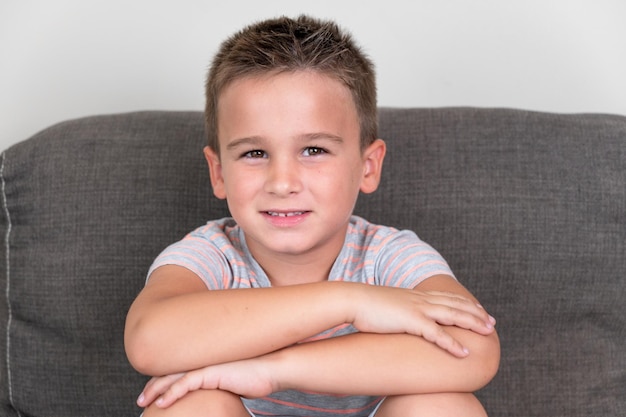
[267,211,304,217]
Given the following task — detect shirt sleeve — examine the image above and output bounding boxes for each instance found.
[374,229,455,288]
[146,228,233,289]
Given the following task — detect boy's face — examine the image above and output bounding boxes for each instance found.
[204,70,385,266]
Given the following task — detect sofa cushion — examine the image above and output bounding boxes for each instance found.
[0,108,624,416]
[0,112,227,416]
[358,108,626,416]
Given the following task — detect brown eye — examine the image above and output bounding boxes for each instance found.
[303,147,326,156]
[243,150,267,158]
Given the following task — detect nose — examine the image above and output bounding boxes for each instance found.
[264,157,303,196]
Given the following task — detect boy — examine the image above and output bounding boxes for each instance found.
[125,15,499,417]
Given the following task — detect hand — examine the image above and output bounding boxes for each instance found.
[137,358,276,409]
[349,283,496,358]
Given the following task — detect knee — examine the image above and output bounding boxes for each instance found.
[142,389,249,417]
[377,393,487,417]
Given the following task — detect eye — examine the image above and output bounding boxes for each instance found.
[302,147,327,157]
[242,150,267,159]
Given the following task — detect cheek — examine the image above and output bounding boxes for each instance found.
[223,172,258,217]
[311,164,361,195]
[224,168,262,197]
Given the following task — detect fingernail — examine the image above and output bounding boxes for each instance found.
[489,315,496,324]
[137,393,145,405]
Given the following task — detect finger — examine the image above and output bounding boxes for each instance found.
[417,290,471,300]
[419,291,481,314]
[156,371,209,408]
[137,373,184,407]
[424,303,496,336]
[141,376,159,393]
[417,318,469,358]
[416,292,496,332]
[136,377,157,407]
[448,298,496,328]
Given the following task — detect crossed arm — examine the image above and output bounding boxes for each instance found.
[124,265,500,408]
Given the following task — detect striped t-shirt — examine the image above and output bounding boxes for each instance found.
[148,215,454,416]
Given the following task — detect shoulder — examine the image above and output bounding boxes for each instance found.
[186,217,239,242]
[148,218,248,288]
[345,216,454,287]
[346,215,419,251]
[176,217,246,255]
[172,218,270,289]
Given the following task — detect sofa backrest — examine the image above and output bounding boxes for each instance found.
[1,108,624,416]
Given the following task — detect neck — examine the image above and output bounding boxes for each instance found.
[264,257,335,286]
[246,239,344,287]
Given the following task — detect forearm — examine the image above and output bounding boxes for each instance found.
[126,269,496,381]
[266,275,501,395]
[126,275,354,376]
[135,283,499,409]
[270,328,500,395]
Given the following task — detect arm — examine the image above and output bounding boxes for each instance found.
[125,267,495,377]
[137,275,499,408]
[273,275,499,395]
[125,265,353,375]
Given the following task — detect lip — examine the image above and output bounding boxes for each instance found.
[261,210,311,227]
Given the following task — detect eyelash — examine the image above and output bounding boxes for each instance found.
[240,147,328,159]
[242,150,266,159]
[302,146,327,156]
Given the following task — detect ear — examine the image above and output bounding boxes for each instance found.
[360,139,386,194]
[203,146,227,199]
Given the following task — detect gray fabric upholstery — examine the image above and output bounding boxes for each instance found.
[0,108,624,416]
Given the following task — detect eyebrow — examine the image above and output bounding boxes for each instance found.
[300,132,344,144]
[225,136,263,152]
[225,133,344,152]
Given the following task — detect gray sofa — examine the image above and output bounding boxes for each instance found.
[1,107,624,416]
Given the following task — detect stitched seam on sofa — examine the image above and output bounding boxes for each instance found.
[0,152,19,416]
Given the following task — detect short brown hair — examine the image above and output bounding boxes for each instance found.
[205,15,377,153]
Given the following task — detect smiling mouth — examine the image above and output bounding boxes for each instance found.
[265,211,308,217]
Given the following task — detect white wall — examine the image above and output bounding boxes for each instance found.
[2,0,625,151]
